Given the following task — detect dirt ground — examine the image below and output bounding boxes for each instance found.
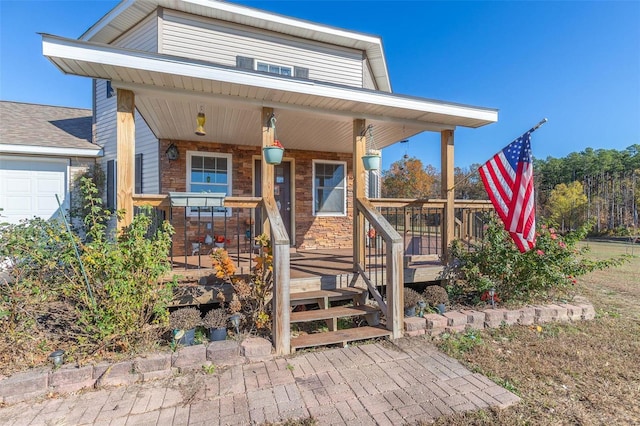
[425,239,640,425]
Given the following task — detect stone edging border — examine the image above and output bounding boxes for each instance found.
[1,298,597,406]
[403,297,597,337]
[0,336,273,405]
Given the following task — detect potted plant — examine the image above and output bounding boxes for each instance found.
[262,139,284,164]
[203,308,228,341]
[214,235,227,248]
[263,139,284,165]
[169,307,202,346]
[404,288,423,317]
[423,285,449,314]
[362,148,381,171]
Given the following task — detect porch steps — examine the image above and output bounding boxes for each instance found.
[290,326,391,351]
[290,305,379,323]
[289,286,388,352]
[290,287,366,307]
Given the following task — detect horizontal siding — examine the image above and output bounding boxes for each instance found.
[161,11,363,88]
[362,58,377,90]
[135,114,159,194]
[94,79,159,194]
[112,11,158,52]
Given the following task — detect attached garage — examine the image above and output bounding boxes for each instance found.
[0,101,102,225]
[0,156,68,224]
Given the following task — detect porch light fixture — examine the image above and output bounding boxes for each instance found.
[195,106,206,136]
[166,143,179,161]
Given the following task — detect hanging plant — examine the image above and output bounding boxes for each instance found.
[362,125,381,171]
[263,114,284,165]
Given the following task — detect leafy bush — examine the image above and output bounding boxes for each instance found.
[0,176,175,372]
[445,214,628,304]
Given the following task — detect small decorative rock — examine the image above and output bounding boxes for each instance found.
[424,313,447,336]
[503,310,520,325]
[517,307,536,325]
[404,316,426,332]
[241,337,272,362]
[483,309,507,328]
[534,305,555,323]
[558,303,583,321]
[460,310,486,330]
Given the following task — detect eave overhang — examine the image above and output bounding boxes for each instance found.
[42,34,498,152]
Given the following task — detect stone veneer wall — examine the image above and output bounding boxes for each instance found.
[159,139,354,253]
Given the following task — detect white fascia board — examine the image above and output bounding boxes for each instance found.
[80,0,137,41]
[0,144,103,157]
[42,35,497,124]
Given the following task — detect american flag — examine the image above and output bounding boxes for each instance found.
[479,132,536,252]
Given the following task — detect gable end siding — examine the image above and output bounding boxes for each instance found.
[160,10,364,88]
[112,11,159,51]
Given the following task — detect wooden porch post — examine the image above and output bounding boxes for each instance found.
[353,119,366,271]
[261,107,275,235]
[262,107,291,355]
[116,89,135,231]
[441,129,455,261]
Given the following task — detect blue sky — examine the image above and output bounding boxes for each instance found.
[1,1,638,170]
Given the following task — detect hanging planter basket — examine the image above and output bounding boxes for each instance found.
[362,150,381,171]
[263,146,284,165]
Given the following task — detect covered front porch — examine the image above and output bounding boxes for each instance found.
[43,34,498,355]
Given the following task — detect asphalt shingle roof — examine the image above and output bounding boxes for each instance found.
[0,101,97,150]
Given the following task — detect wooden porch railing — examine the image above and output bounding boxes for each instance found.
[133,194,291,355]
[370,198,494,259]
[355,197,404,339]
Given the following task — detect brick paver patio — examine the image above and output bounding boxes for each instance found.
[0,340,519,425]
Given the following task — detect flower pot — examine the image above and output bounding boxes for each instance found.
[404,306,416,317]
[208,327,227,342]
[362,154,381,171]
[437,303,446,315]
[173,328,196,346]
[263,146,284,165]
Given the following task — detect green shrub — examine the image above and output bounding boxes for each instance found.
[0,176,175,369]
[445,214,628,303]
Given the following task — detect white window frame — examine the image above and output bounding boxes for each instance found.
[312,159,347,217]
[186,151,232,217]
[256,60,293,77]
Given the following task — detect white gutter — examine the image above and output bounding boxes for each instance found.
[0,144,103,157]
[42,35,498,125]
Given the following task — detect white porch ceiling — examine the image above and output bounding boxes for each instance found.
[42,34,498,153]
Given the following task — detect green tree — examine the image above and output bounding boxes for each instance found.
[547,181,588,232]
[381,157,438,198]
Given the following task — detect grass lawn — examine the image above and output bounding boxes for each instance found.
[426,239,640,425]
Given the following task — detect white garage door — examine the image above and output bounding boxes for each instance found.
[0,156,68,225]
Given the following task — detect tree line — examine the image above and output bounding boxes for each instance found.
[381,144,639,235]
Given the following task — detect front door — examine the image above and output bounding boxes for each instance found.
[254,159,293,244]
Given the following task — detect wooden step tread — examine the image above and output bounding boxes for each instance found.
[290,305,379,323]
[291,326,391,351]
[290,287,367,306]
